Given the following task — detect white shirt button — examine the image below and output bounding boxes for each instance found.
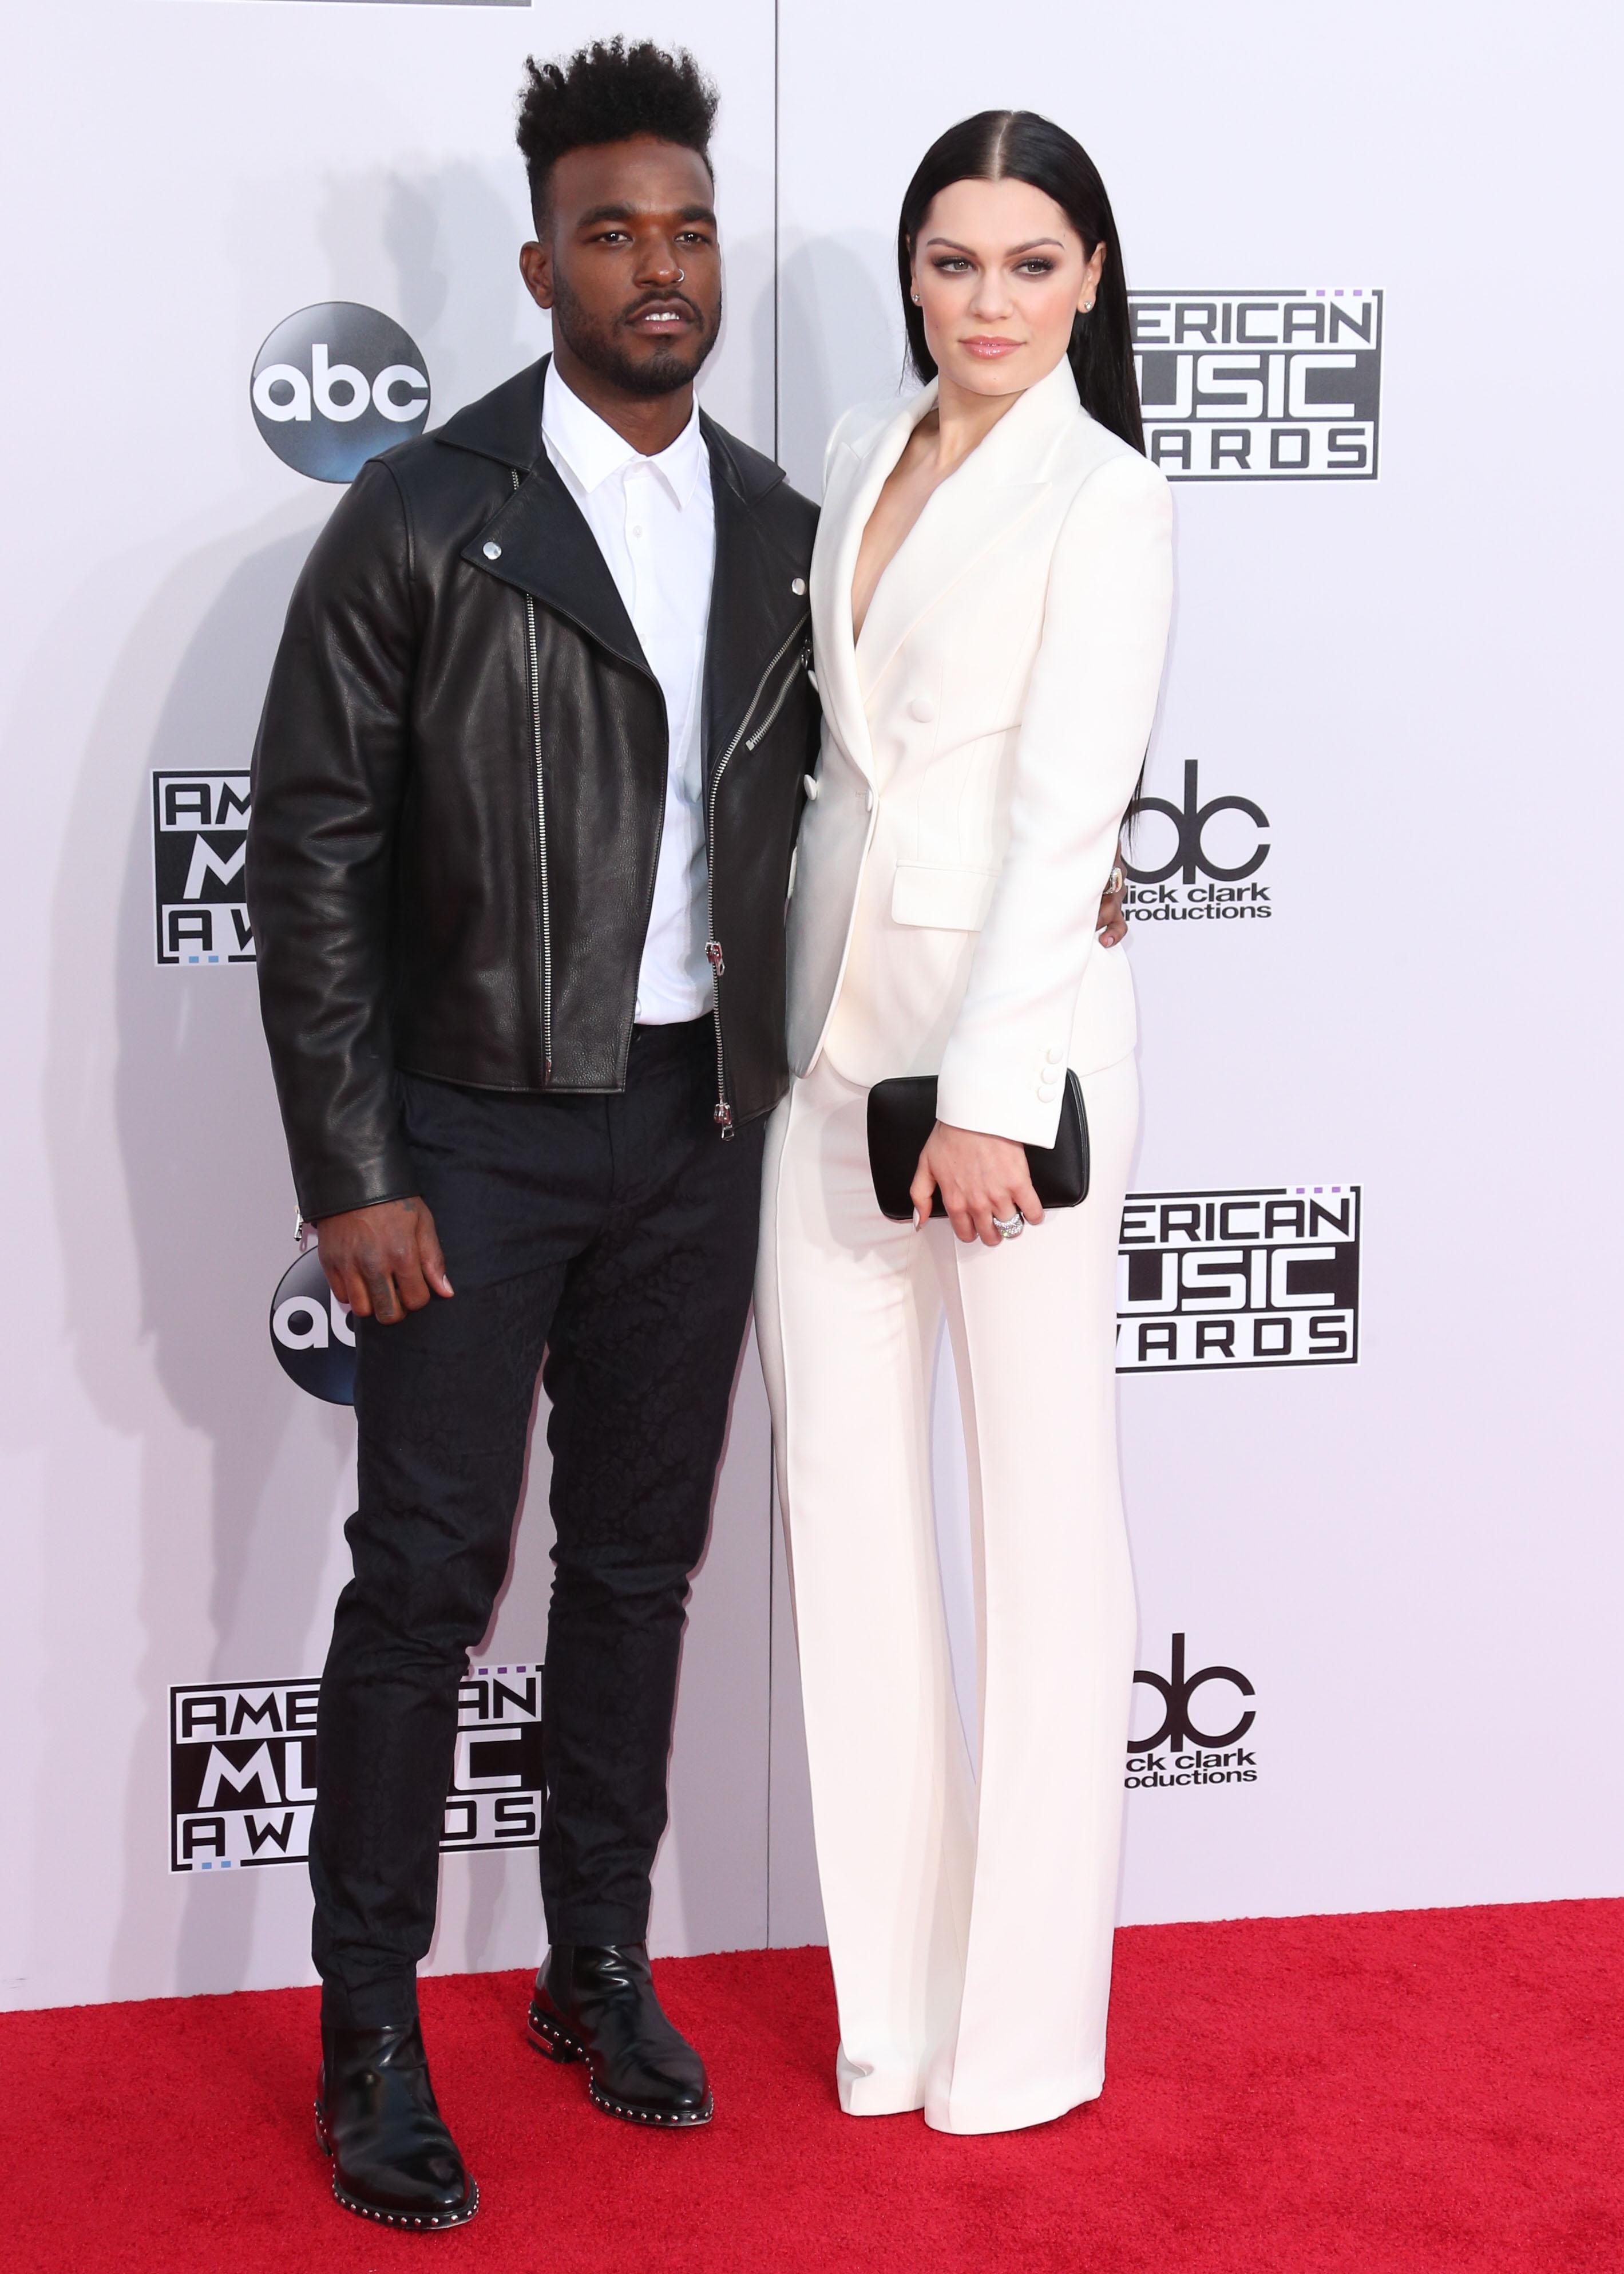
[908,696,935,723]
[791,577,807,596]
[1045,1047,1064,1065]
[865,788,875,812]
[803,774,820,801]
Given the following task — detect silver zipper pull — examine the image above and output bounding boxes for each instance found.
[706,940,726,978]
[713,1100,735,1134]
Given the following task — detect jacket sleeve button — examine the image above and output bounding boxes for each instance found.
[482,541,502,560]
[908,696,935,722]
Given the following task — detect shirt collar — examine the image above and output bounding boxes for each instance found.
[542,362,707,509]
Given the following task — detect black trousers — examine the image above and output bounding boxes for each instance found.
[309,1019,765,2029]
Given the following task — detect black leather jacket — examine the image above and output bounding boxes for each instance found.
[247,358,820,1220]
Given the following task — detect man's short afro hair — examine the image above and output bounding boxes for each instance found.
[516,39,719,224]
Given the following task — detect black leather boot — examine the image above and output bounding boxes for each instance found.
[315,2019,478,2229]
[526,1943,712,2127]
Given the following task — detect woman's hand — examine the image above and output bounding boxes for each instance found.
[910,1121,1044,1247]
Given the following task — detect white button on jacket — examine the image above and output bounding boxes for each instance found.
[785,357,1174,1146]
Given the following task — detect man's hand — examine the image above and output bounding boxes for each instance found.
[1096,853,1128,946]
[910,1122,1045,1248]
[316,1197,453,1324]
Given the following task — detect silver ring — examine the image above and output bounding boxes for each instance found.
[992,1211,1024,1240]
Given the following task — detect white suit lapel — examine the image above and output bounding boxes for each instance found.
[855,356,1084,701]
[810,385,937,781]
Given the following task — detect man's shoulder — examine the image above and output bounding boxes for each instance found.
[701,413,819,549]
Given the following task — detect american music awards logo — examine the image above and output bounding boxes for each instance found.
[1129,288,1381,480]
[1117,1187,1361,1373]
[152,773,253,966]
[1126,1634,1257,1790]
[169,1666,545,1872]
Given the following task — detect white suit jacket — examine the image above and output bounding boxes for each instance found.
[784,355,1174,1147]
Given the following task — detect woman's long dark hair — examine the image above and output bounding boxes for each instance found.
[897,109,1143,454]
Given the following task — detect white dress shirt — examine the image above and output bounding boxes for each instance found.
[541,365,716,1024]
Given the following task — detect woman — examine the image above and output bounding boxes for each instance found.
[755,110,1172,2136]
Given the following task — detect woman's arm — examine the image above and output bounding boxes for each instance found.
[908,845,1132,1245]
[934,451,1173,1149]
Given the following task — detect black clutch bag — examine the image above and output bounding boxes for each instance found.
[866,1072,1090,1222]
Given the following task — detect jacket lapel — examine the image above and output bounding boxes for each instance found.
[701,416,809,790]
[854,356,1083,701]
[811,387,934,781]
[442,356,651,679]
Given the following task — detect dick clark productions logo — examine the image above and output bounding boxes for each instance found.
[251,302,430,483]
[1127,1635,1257,1791]
[1123,760,1272,926]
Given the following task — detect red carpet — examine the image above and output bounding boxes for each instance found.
[6,1901,1622,2273]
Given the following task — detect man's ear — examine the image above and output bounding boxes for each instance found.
[519,238,554,313]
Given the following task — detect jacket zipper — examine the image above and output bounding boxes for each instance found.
[523,591,554,1078]
[510,470,554,1079]
[703,616,811,1134]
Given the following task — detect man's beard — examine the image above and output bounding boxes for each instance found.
[551,272,720,397]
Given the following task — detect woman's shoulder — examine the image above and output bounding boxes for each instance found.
[1044,414,1173,552]
[1056,411,1171,505]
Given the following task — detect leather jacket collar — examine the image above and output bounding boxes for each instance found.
[445,357,801,782]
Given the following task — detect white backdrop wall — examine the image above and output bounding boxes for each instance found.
[2,0,1620,2014]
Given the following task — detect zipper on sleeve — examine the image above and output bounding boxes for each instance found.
[703,616,811,1135]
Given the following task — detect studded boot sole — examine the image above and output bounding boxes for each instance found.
[525,2002,714,2127]
[314,2101,480,2229]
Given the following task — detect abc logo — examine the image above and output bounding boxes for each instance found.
[251,302,430,484]
[270,1247,356,1406]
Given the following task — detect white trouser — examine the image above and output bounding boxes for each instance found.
[755,1050,1139,2135]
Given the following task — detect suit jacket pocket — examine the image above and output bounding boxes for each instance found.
[890,863,1000,931]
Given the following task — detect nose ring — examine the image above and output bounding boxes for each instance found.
[674,268,684,284]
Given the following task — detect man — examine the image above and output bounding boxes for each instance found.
[247,41,818,2230]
